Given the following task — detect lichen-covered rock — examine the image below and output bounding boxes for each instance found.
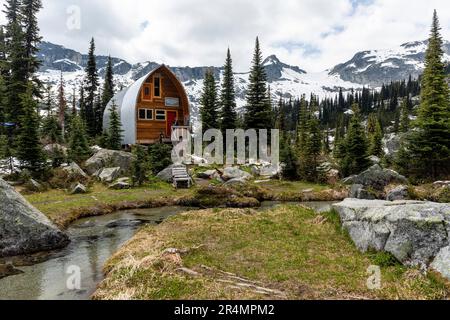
[430,246,450,280]
[61,162,87,178]
[70,183,87,195]
[197,170,219,180]
[344,165,408,191]
[85,148,134,175]
[98,167,121,183]
[222,167,252,182]
[332,199,450,276]
[0,178,69,257]
[386,185,409,201]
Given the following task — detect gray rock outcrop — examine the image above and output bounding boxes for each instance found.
[0,178,69,257]
[98,167,121,183]
[222,167,252,182]
[85,148,134,175]
[332,199,450,279]
[62,162,88,178]
[386,185,409,201]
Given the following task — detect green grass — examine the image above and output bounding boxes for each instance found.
[94,205,449,300]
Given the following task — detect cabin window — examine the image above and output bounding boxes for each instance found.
[138,108,153,120]
[154,75,161,98]
[142,84,152,100]
[155,110,166,121]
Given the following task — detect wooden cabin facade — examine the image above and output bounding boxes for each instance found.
[103,65,190,145]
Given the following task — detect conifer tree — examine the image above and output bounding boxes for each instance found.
[369,120,384,158]
[21,0,42,80]
[4,2,28,127]
[219,48,237,131]
[84,38,99,136]
[244,37,273,131]
[401,11,450,180]
[339,104,371,176]
[16,83,46,171]
[102,55,114,108]
[200,69,219,133]
[41,115,61,144]
[131,145,148,187]
[57,71,67,139]
[280,133,299,180]
[93,91,103,134]
[107,100,123,150]
[399,98,410,133]
[79,85,86,121]
[68,115,90,164]
[305,117,323,181]
[296,95,308,149]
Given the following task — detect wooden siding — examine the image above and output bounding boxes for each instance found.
[135,66,189,143]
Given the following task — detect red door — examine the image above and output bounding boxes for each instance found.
[166,111,177,137]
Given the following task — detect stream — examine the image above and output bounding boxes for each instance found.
[0,201,335,300]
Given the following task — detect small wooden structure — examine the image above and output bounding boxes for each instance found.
[103,64,191,145]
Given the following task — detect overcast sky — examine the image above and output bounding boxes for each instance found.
[1,0,450,72]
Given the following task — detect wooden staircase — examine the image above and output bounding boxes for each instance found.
[172,165,192,189]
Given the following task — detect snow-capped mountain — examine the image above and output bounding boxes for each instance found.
[37,39,449,123]
[330,40,450,86]
[36,41,361,124]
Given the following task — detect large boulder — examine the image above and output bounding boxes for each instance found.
[156,165,175,183]
[197,170,220,180]
[85,148,134,176]
[222,167,252,182]
[344,165,408,191]
[0,178,69,257]
[332,199,450,277]
[98,167,121,183]
[349,184,376,200]
[386,185,409,201]
[430,246,450,280]
[61,162,88,178]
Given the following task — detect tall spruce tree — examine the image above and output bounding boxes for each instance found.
[200,69,219,133]
[84,37,99,136]
[107,100,123,150]
[339,104,371,176]
[400,11,450,180]
[244,37,273,130]
[399,98,410,133]
[57,71,67,139]
[305,117,323,182]
[4,1,28,127]
[68,115,90,164]
[102,55,114,108]
[21,0,42,80]
[16,83,46,171]
[219,48,237,131]
[369,120,384,158]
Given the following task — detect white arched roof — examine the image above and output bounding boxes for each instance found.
[103,66,161,145]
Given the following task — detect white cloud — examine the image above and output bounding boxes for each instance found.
[0,0,449,71]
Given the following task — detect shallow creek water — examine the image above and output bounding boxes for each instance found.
[0,201,336,300]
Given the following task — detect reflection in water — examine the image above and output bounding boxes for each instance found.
[0,206,193,300]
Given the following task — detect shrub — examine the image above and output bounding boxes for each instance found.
[148,143,172,174]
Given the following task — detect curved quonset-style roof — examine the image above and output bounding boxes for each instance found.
[103,64,190,145]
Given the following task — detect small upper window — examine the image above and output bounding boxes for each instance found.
[142,84,151,100]
[154,76,161,97]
